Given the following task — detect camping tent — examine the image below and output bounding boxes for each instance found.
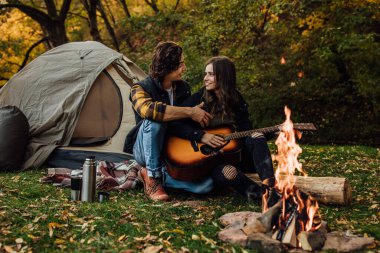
[0,41,147,169]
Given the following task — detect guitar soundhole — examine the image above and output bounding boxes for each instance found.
[200,145,220,155]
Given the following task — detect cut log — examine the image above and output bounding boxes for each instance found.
[282,216,297,247]
[242,202,281,235]
[246,173,352,206]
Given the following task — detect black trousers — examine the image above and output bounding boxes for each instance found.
[238,136,275,181]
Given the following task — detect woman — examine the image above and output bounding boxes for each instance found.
[164,56,277,203]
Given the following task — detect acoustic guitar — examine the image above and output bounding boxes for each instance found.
[165,123,317,181]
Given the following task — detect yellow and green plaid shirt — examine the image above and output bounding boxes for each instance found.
[130,84,167,121]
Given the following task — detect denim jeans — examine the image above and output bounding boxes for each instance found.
[133,119,167,178]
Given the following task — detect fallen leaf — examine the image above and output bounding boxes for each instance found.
[172,229,184,235]
[180,246,190,252]
[48,222,65,237]
[118,234,127,241]
[142,245,163,253]
[27,234,40,242]
[3,245,15,253]
[191,234,200,240]
[54,239,65,245]
[15,238,23,244]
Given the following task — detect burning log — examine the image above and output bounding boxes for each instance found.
[281,213,297,247]
[242,201,281,235]
[246,173,352,206]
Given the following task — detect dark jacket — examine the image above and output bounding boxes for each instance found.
[169,88,253,141]
[124,76,197,153]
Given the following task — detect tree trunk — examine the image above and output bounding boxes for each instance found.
[246,173,352,206]
[144,0,159,14]
[97,0,120,51]
[0,0,72,47]
[44,18,69,47]
[118,0,131,18]
[81,0,103,42]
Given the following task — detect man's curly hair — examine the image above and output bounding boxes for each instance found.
[150,41,183,82]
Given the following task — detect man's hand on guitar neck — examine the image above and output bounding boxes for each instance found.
[201,133,227,148]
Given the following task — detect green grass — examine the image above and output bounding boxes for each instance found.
[0,144,379,252]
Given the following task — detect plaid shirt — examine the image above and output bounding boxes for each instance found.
[130,84,167,121]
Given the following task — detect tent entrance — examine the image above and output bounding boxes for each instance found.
[70,71,122,146]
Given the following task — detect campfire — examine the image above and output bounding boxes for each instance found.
[261,106,322,249]
[239,106,327,251]
[217,107,374,252]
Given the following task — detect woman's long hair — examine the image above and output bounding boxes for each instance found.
[203,56,240,119]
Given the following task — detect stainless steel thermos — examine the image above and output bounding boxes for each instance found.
[81,156,96,202]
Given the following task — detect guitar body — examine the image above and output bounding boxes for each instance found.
[165,126,241,181]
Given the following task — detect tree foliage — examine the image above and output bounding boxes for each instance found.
[0,0,379,145]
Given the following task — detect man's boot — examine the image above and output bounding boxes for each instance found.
[138,167,170,202]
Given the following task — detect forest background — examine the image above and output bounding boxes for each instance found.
[0,0,379,145]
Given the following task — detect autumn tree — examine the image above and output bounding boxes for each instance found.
[0,0,72,48]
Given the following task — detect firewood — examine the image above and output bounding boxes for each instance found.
[246,173,352,206]
[242,201,281,235]
[297,230,327,251]
[257,201,282,232]
[282,215,297,247]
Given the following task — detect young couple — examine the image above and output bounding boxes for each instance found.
[125,41,277,204]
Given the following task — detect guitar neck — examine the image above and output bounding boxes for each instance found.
[224,125,282,140]
[224,123,316,141]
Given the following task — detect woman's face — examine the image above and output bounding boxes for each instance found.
[204,64,217,91]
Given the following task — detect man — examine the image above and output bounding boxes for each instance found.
[125,41,212,201]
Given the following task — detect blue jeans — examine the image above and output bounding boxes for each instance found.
[133,119,167,178]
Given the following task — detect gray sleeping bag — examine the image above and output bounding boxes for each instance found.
[0,105,29,171]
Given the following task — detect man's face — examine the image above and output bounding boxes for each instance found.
[166,55,186,82]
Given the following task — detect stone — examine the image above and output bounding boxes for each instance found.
[218,228,248,247]
[247,233,288,253]
[219,211,261,227]
[322,231,375,252]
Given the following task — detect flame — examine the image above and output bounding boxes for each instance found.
[264,106,320,246]
[274,106,306,193]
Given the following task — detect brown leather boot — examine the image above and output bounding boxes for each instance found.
[138,167,170,202]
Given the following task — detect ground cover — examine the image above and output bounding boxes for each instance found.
[0,144,379,252]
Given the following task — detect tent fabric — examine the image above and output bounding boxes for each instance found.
[0,105,29,171]
[0,41,145,169]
